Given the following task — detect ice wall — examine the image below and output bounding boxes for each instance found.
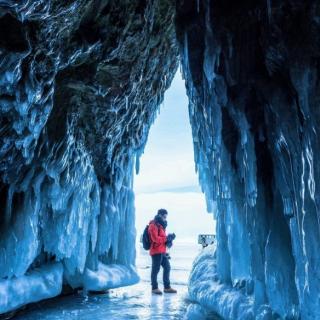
[0,0,178,313]
[176,0,320,318]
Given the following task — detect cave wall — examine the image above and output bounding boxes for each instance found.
[0,0,178,311]
[2,0,320,317]
[176,0,320,318]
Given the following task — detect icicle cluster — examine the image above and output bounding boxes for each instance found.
[0,0,178,313]
[176,0,320,318]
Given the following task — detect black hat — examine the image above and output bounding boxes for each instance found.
[157,208,168,216]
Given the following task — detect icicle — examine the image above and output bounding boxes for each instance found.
[5,186,14,226]
[267,0,272,23]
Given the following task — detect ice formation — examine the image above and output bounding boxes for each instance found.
[1,0,320,318]
[0,0,178,314]
[0,262,63,314]
[83,263,140,292]
[176,0,320,318]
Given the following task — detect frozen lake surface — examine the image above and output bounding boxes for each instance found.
[13,241,219,319]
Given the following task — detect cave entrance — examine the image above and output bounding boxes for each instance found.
[132,69,216,311]
[134,69,215,241]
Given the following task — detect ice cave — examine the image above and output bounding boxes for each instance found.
[1,0,320,319]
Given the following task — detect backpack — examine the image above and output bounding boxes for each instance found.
[142,225,151,250]
[142,223,160,250]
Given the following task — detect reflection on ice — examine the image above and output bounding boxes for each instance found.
[13,242,219,320]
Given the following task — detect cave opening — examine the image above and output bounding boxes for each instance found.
[134,69,216,241]
[133,69,216,303]
[134,70,215,276]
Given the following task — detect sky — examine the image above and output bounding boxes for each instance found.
[134,70,216,241]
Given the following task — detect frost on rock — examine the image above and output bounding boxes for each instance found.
[0,0,178,314]
[189,246,259,319]
[184,303,208,320]
[83,262,140,292]
[176,0,320,319]
[0,262,63,314]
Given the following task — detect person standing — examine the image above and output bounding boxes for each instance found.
[148,208,177,295]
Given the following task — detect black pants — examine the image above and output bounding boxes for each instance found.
[151,253,171,290]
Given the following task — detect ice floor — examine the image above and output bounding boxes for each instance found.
[13,241,220,320]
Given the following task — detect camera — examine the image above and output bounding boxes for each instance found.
[166,233,176,248]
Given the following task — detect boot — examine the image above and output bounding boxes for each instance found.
[163,287,177,293]
[152,288,163,295]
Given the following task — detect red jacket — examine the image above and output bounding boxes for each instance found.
[148,220,167,256]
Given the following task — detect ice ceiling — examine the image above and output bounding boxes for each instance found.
[1,0,320,318]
